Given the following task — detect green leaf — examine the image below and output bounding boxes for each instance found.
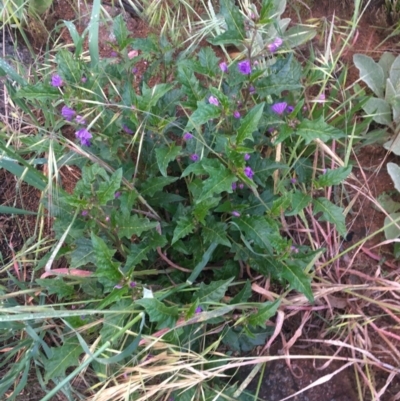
[172,215,195,245]
[208,30,245,46]
[285,192,312,216]
[384,212,400,240]
[219,0,245,39]
[379,52,396,80]
[315,166,352,188]
[141,176,178,196]
[197,47,219,77]
[176,61,205,103]
[71,238,96,268]
[36,278,75,300]
[135,298,179,329]
[0,158,46,191]
[234,216,275,253]
[97,168,122,204]
[353,54,385,98]
[230,280,252,304]
[100,299,131,342]
[185,103,221,131]
[113,14,129,49]
[389,55,400,88]
[363,97,392,125]
[141,82,173,111]
[256,55,302,97]
[377,192,400,214]
[0,205,37,215]
[197,163,236,203]
[282,263,313,302]
[119,191,139,217]
[284,25,316,48]
[193,197,220,224]
[236,103,264,145]
[0,57,27,86]
[187,242,218,284]
[193,278,233,303]
[29,0,53,15]
[155,144,182,177]
[88,0,100,68]
[124,232,167,273]
[17,83,60,100]
[117,214,158,239]
[45,338,82,382]
[202,217,231,247]
[91,232,121,289]
[387,162,400,192]
[313,197,346,236]
[296,117,345,144]
[63,21,84,55]
[56,49,82,84]
[248,299,280,327]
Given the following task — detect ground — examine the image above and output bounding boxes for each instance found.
[1,0,400,400]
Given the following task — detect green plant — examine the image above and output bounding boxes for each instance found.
[0,0,356,399]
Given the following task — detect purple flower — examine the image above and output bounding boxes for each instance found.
[123,125,134,134]
[75,115,86,125]
[249,85,256,95]
[61,106,75,121]
[232,182,237,190]
[316,93,326,102]
[81,76,87,83]
[290,177,297,184]
[110,51,118,57]
[271,102,288,115]
[75,128,92,146]
[238,183,244,189]
[219,62,228,72]
[232,211,241,217]
[233,110,241,119]
[286,105,294,113]
[267,37,283,53]
[190,154,199,162]
[130,281,137,288]
[183,132,193,140]
[195,306,202,314]
[244,166,254,179]
[290,245,299,254]
[114,284,123,289]
[132,67,138,74]
[114,191,121,198]
[105,216,110,222]
[51,74,63,87]
[208,96,219,106]
[244,153,250,161]
[238,59,252,75]
[81,210,88,216]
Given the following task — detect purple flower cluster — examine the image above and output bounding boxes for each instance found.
[61,104,92,146]
[76,128,92,147]
[183,132,193,141]
[209,96,219,106]
[238,59,252,75]
[271,102,288,115]
[51,74,63,87]
[219,62,228,73]
[61,106,75,121]
[244,166,254,179]
[267,37,283,53]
